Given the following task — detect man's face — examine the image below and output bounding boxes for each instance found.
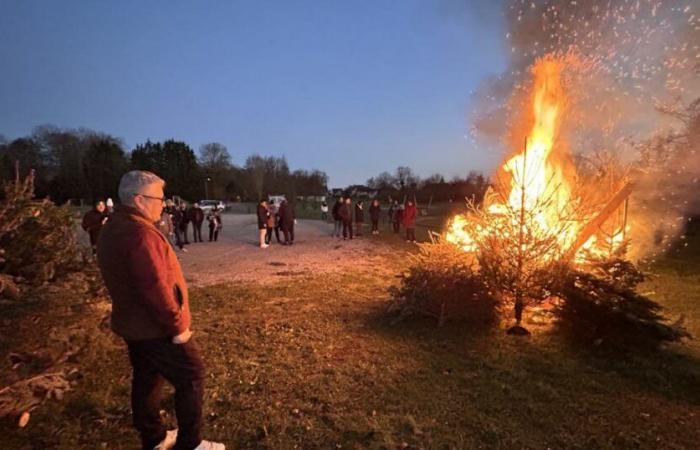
[134,184,164,222]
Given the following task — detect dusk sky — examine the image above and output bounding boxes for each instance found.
[0,0,508,188]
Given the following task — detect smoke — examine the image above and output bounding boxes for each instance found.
[468,0,700,259]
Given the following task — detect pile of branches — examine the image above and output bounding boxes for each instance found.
[553,259,690,349]
[0,168,84,300]
[388,243,498,326]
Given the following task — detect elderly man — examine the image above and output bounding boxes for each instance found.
[97,171,223,450]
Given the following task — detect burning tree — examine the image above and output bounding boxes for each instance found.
[390,54,688,346]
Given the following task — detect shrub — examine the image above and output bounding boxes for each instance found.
[388,243,498,326]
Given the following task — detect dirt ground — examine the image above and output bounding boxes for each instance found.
[179,214,402,287]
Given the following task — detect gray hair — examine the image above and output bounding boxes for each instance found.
[118,170,165,206]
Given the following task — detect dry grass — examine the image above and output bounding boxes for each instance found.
[1,236,700,448]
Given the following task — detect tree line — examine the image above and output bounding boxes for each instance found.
[365,166,490,204]
[0,125,329,204]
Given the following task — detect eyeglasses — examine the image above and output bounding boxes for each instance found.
[134,193,166,203]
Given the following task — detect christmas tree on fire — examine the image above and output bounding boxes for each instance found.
[392,54,688,345]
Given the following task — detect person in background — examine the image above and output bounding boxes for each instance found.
[157,209,174,248]
[82,200,108,256]
[256,200,269,248]
[339,197,353,240]
[207,207,222,242]
[105,197,115,215]
[387,200,395,229]
[179,203,191,245]
[331,196,343,238]
[354,199,364,237]
[369,199,381,235]
[189,203,205,243]
[170,203,187,252]
[394,203,403,235]
[97,170,224,450]
[403,199,417,243]
[320,201,329,221]
[278,199,296,245]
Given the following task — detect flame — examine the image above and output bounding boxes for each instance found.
[447,56,626,262]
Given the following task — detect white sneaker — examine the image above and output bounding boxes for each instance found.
[260,244,269,248]
[153,429,178,450]
[194,440,225,450]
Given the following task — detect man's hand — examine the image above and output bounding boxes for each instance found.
[172,328,192,344]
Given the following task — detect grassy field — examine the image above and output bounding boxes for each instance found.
[1,223,699,448]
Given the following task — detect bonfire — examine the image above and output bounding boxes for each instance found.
[433,54,680,339]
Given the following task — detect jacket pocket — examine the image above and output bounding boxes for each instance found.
[174,284,184,308]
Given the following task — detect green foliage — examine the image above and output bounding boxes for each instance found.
[553,259,690,348]
[388,243,498,325]
[0,171,83,284]
[130,139,202,200]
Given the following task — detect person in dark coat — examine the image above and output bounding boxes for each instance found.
[207,207,222,242]
[82,200,108,256]
[331,196,343,238]
[369,199,381,235]
[339,197,353,240]
[257,200,269,248]
[403,199,418,243]
[169,204,186,251]
[394,203,403,234]
[354,200,365,237]
[179,203,190,244]
[189,203,205,243]
[278,199,296,245]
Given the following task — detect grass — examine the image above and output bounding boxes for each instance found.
[2,233,700,448]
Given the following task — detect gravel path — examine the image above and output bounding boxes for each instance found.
[178,213,400,287]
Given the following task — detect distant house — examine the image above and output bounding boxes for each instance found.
[328,188,344,198]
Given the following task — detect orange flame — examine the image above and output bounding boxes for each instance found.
[447,56,626,261]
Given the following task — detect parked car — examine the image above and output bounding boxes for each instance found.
[199,199,226,212]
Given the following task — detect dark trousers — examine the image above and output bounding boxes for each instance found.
[283,224,295,243]
[126,338,205,450]
[193,223,203,242]
[274,226,282,243]
[355,222,363,236]
[406,227,416,241]
[209,226,219,242]
[265,227,273,244]
[342,220,353,239]
[371,219,379,232]
[174,227,185,249]
[181,223,190,244]
[393,221,400,233]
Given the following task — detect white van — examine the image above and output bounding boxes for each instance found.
[199,200,226,212]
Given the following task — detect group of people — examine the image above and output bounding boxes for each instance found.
[159,201,223,252]
[256,198,296,248]
[83,198,224,258]
[330,196,418,243]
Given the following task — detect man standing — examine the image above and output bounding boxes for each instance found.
[82,200,108,256]
[403,199,418,243]
[179,203,191,245]
[189,203,205,243]
[97,171,224,450]
[331,196,343,238]
[339,197,353,240]
[278,199,295,245]
[354,199,364,237]
[256,199,269,248]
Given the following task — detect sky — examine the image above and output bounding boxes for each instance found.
[0,0,508,188]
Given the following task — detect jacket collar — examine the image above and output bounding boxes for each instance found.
[114,204,157,228]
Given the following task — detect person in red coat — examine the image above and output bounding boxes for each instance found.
[402,199,417,243]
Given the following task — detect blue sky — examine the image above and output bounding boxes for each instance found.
[0,0,508,187]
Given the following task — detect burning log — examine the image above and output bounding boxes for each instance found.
[563,181,634,261]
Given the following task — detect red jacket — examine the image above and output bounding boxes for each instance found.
[402,203,417,228]
[97,205,191,341]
